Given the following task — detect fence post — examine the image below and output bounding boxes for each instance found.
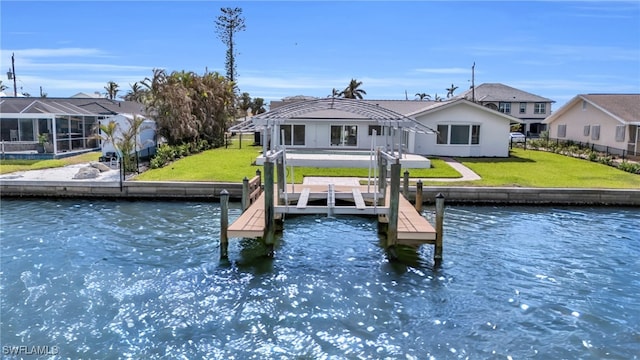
[220,189,229,260]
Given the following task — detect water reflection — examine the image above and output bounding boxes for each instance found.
[1,199,639,358]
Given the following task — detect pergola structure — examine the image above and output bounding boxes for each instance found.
[230,97,437,157]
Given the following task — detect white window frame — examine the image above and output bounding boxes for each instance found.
[534,103,546,114]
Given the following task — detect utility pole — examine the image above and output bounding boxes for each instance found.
[471,62,476,103]
[9,53,17,97]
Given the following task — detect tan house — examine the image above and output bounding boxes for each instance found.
[543,94,640,157]
[457,83,554,137]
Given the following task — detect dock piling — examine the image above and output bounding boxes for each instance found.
[387,162,401,247]
[435,193,445,265]
[220,189,229,259]
[415,180,423,212]
[403,170,409,198]
[241,177,249,212]
[263,161,275,255]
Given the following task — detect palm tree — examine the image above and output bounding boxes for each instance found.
[415,92,430,101]
[239,92,252,117]
[0,81,7,92]
[341,78,366,99]
[250,97,266,115]
[433,93,443,102]
[328,88,341,98]
[446,83,459,98]
[93,120,120,158]
[104,81,119,100]
[122,82,146,102]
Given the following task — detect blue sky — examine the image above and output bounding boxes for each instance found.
[1,1,639,109]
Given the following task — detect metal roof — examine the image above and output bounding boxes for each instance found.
[244,98,436,134]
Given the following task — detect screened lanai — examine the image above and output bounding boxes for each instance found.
[0,98,130,158]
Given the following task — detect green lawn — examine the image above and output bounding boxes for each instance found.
[0,152,101,174]
[439,148,639,189]
[134,139,460,183]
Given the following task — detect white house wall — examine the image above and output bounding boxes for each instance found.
[281,119,382,150]
[411,104,510,157]
[546,101,628,149]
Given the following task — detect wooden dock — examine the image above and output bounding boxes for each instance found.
[228,191,266,238]
[227,183,436,246]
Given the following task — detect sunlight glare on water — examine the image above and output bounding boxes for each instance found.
[1,200,639,358]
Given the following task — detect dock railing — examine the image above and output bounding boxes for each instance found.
[242,169,263,212]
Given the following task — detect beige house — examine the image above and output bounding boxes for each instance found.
[543,94,640,157]
[457,83,554,137]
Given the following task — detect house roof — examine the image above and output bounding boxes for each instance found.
[251,97,438,133]
[409,98,523,123]
[0,97,145,116]
[457,83,554,103]
[544,94,640,125]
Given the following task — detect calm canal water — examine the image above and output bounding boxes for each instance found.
[1,199,639,359]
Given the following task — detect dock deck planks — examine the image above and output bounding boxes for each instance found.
[227,184,435,244]
[352,188,366,209]
[227,192,266,238]
[297,188,311,208]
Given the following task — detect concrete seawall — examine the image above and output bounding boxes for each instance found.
[1,180,639,206]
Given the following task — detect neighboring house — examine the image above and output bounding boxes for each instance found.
[0,97,154,159]
[543,94,640,157]
[248,97,516,158]
[458,83,554,137]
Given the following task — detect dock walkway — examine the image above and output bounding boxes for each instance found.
[227,182,436,246]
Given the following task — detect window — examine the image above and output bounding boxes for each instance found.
[519,102,527,114]
[368,125,383,136]
[583,125,590,136]
[450,125,470,144]
[557,124,567,138]
[331,125,357,146]
[498,102,511,114]
[437,124,448,144]
[471,125,480,144]
[534,103,546,114]
[436,124,480,145]
[615,125,626,142]
[279,124,305,146]
[591,125,600,140]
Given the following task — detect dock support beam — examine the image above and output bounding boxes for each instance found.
[264,161,275,256]
[415,180,423,212]
[435,193,445,265]
[220,189,229,259]
[387,162,401,247]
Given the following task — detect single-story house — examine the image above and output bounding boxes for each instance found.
[0,97,154,159]
[239,97,518,167]
[543,94,640,157]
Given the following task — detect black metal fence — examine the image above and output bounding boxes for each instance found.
[512,137,638,160]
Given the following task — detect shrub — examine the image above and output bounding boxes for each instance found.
[618,161,640,174]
